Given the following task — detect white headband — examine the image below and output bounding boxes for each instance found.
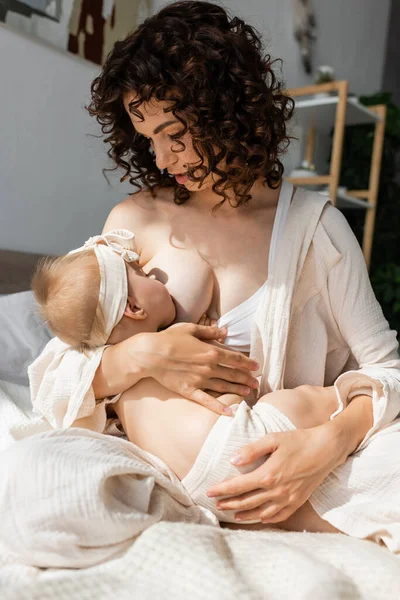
[68,229,139,345]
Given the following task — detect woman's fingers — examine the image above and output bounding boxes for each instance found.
[206,379,252,397]
[218,349,259,372]
[189,388,233,416]
[235,503,281,523]
[260,505,294,524]
[207,470,262,498]
[226,435,280,466]
[191,323,228,341]
[213,365,259,390]
[216,489,269,512]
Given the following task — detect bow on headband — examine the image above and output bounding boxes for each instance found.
[68,229,140,345]
[72,229,140,263]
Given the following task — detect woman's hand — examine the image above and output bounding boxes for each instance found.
[129,323,259,415]
[206,420,348,522]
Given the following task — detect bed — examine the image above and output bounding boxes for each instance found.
[0,252,399,599]
[0,248,48,295]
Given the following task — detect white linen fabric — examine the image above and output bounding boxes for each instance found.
[27,338,113,432]
[1,382,400,598]
[0,427,217,569]
[250,187,400,446]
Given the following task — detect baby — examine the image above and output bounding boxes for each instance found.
[32,229,177,351]
[30,229,338,524]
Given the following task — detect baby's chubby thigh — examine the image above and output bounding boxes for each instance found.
[114,381,241,480]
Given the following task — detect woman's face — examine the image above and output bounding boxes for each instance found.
[123,93,216,192]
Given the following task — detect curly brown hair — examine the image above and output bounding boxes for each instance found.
[88,1,294,208]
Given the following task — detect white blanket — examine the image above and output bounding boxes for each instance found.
[1,380,400,599]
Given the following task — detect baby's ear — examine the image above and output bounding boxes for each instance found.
[124,296,147,320]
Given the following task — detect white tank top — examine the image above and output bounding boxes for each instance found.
[217,182,293,352]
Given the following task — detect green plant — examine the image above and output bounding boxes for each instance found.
[333,92,400,335]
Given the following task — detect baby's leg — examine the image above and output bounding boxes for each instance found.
[256,385,338,429]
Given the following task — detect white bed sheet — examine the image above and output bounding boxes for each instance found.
[0,378,400,599]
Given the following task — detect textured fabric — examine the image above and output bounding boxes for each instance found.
[310,418,400,553]
[250,188,400,448]
[1,381,400,595]
[182,401,296,523]
[27,338,112,432]
[1,518,400,598]
[0,427,217,569]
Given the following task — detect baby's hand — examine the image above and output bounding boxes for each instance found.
[198,313,215,327]
[198,314,226,343]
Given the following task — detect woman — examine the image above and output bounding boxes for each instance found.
[5,0,400,552]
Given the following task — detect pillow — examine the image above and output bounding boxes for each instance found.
[0,291,53,386]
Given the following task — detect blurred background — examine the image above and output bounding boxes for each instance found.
[0,0,399,333]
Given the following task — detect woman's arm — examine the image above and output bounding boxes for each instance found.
[325,206,400,448]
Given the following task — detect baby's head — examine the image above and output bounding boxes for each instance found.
[31,230,176,351]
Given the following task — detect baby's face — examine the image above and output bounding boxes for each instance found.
[126,261,176,328]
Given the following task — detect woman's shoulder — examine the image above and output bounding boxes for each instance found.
[294,188,359,255]
[102,185,176,233]
[318,201,361,258]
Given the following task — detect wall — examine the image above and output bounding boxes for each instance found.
[0,1,392,254]
[0,24,130,255]
[151,0,391,95]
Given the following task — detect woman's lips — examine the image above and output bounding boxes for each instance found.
[175,173,189,184]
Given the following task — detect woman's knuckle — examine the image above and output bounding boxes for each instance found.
[260,475,273,487]
[201,365,212,376]
[180,381,192,395]
[261,473,276,487]
[206,348,219,362]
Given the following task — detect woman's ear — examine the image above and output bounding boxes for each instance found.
[124,296,147,320]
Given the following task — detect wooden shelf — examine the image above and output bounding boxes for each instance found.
[287,175,331,186]
[286,179,374,210]
[292,95,382,132]
[320,190,374,210]
[285,82,387,268]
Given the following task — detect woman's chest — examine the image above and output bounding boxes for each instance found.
[140,209,274,322]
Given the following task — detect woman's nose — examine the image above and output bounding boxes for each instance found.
[154,142,176,172]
